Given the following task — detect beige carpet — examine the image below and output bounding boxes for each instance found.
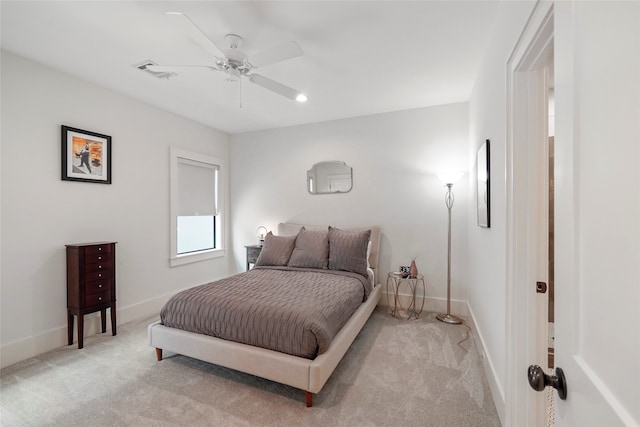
[1,307,500,426]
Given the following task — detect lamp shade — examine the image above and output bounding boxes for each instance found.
[256,226,268,246]
[256,226,268,240]
[437,172,464,185]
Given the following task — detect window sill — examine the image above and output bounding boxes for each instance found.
[170,248,225,267]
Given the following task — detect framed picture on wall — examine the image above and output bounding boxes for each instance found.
[477,139,490,227]
[61,125,112,184]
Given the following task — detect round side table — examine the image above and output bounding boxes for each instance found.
[386,272,426,319]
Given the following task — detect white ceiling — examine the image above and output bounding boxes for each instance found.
[1,1,500,134]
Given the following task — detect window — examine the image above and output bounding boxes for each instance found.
[170,148,225,266]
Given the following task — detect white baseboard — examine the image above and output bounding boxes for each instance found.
[466,303,505,425]
[0,292,176,369]
[378,290,468,317]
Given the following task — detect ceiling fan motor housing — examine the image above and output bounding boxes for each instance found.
[225,34,242,49]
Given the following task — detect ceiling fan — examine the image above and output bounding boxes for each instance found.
[148,12,307,103]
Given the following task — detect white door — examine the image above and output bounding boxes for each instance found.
[553,1,640,426]
[507,2,640,426]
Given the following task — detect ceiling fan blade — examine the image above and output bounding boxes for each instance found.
[246,41,303,68]
[166,12,226,59]
[248,74,307,102]
[146,65,219,73]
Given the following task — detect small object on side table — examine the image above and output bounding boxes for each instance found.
[245,245,263,271]
[409,259,418,278]
[386,272,426,319]
[399,265,410,278]
[66,241,117,349]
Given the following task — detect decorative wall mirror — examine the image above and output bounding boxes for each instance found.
[307,161,353,194]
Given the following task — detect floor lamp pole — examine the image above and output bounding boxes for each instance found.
[437,183,463,325]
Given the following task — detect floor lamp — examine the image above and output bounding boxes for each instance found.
[436,173,463,325]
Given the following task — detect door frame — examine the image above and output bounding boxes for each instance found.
[505,2,554,426]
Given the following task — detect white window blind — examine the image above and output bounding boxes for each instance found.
[177,157,218,216]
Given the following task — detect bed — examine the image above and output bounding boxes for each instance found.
[148,223,381,407]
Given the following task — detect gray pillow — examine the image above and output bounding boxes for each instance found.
[255,232,296,266]
[328,226,371,276]
[288,227,329,269]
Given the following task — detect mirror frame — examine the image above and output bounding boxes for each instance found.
[307,161,353,194]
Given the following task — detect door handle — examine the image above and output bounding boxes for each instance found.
[527,365,567,400]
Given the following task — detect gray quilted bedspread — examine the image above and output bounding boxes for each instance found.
[160,266,372,359]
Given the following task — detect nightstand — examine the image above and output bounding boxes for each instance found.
[66,242,117,349]
[386,272,425,319]
[245,245,262,271]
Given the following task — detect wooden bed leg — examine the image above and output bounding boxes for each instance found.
[305,391,313,407]
[155,348,163,361]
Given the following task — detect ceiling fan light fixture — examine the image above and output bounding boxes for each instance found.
[226,67,240,83]
[296,94,308,103]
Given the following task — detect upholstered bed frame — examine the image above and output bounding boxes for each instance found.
[148,223,381,407]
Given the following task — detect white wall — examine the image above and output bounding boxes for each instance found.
[466,0,537,420]
[230,104,469,312]
[0,51,231,368]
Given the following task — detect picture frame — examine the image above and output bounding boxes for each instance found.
[477,139,490,227]
[61,125,112,184]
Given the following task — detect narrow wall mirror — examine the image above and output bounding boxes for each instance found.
[307,161,353,194]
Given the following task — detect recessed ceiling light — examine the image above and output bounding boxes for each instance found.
[296,94,308,103]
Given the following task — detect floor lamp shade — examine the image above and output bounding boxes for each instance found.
[437,172,464,186]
